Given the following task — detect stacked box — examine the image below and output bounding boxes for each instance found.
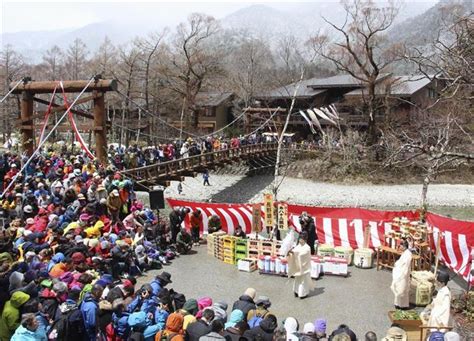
[273,241,282,256]
[247,239,261,259]
[223,236,236,265]
[216,235,225,261]
[235,239,248,261]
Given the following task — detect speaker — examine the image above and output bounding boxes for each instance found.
[149,190,165,209]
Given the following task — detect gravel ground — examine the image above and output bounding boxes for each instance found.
[163,174,474,209]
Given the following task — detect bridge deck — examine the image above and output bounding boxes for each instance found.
[121,143,278,190]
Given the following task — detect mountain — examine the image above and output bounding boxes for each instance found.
[389,0,473,48]
[1,1,438,63]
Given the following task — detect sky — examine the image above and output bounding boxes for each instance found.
[1,0,438,34]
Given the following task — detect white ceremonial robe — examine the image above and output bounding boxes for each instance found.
[428,286,451,329]
[391,249,412,308]
[287,243,313,298]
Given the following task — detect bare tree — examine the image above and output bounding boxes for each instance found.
[0,45,25,141]
[42,45,65,80]
[309,0,402,145]
[65,38,89,80]
[226,35,275,107]
[136,30,167,111]
[160,13,223,129]
[92,37,118,79]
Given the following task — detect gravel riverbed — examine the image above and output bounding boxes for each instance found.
[163,174,474,209]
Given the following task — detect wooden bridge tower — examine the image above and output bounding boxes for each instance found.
[10,78,117,164]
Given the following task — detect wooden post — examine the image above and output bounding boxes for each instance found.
[93,91,107,164]
[20,91,34,156]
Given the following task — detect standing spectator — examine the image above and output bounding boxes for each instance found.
[202,170,210,186]
[190,210,202,246]
[0,291,30,341]
[10,313,46,341]
[169,207,182,244]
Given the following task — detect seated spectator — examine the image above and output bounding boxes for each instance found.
[233,226,246,239]
[242,315,277,341]
[231,288,256,321]
[365,331,377,341]
[284,317,299,341]
[199,319,226,341]
[176,228,192,254]
[223,320,249,341]
[186,308,215,341]
[154,312,185,341]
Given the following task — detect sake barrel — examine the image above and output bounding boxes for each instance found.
[317,244,334,257]
[410,279,433,306]
[353,248,374,268]
[334,246,354,265]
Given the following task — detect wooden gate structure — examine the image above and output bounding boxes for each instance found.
[10,78,117,164]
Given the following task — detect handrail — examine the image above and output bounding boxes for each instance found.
[121,142,278,179]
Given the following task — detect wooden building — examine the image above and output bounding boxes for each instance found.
[194,91,235,132]
[254,74,441,137]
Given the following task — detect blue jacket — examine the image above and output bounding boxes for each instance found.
[128,296,159,315]
[10,325,47,341]
[80,293,99,341]
[150,279,162,297]
[154,308,169,331]
[112,312,130,339]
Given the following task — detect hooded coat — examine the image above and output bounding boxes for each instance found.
[231,295,256,321]
[181,299,198,330]
[10,324,47,341]
[0,291,31,341]
[80,292,99,341]
[154,312,184,341]
[212,301,228,323]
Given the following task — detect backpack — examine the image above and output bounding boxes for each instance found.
[172,292,186,310]
[159,332,178,341]
[48,306,85,341]
[248,311,268,329]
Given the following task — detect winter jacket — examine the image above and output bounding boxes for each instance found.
[0,291,31,341]
[185,319,211,341]
[223,327,242,341]
[80,293,99,341]
[154,307,169,331]
[150,279,162,297]
[10,324,47,341]
[180,299,198,330]
[231,295,255,321]
[199,332,226,341]
[242,318,276,341]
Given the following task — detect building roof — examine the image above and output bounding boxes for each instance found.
[258,73,392,100]
[344,75,433,97]
[308,73,391,89]
[258,78,327,100]
[195,92,234,107]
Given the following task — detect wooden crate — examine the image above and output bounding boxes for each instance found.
[224,256,236,265]
[261,240,274,252]
[248,249,259,259]
[235,250,247,260]
[273,241,282,256]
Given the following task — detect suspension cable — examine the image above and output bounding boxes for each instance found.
[0,79,23,104]
[1,77,96,198]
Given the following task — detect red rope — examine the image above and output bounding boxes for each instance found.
[59,82,95,160]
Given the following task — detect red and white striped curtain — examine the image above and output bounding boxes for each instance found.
[167,199,473,284]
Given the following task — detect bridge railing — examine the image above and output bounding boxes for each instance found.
[121,142,278,180]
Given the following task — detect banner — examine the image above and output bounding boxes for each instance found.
[167,199,474,284]
[277,203,288,230]
[252,204,262,233]
[263,193,274,228]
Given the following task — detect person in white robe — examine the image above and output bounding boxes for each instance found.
[287,231,313,299]
[390,239,412,309]
[421,271,452,331]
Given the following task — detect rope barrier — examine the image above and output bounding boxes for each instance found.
[0,77,96,198]
[0,79,23,104]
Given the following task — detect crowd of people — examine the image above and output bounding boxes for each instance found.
[0,140,463,341]
[106,134,271,170]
